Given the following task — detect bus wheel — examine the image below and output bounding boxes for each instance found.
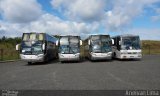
[61,61,64,63]
[45,57,49,63]
[28,62,32,65]
[113,53,116,59]
[56,53,58,59]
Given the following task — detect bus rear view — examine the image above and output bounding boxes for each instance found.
[57,36,82,62]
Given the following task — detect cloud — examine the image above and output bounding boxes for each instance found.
[152,15,160,21]
[0,0,43,23]
[126,28,160,40]
[0,21,22,37]
[0,14,99,39]
[51,0,159,30]
[151,8,160,22]
[25,14,99,37]
[51,0,106,22]
[104,0,159,31]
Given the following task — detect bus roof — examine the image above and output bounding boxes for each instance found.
[84,34,111,41]
[59,35,80,37]
[59,35,81,39]
[112,34,139,38]
[23,32,45,34]
[90,34,110,36]
[22,32,57,42]
[86,33,109,36]
[23,32,56,37]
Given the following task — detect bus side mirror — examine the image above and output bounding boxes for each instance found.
[80,40,82,45]
[88,40,90,45]
[111,39,114,45]
[42,43,45,50]
[16,44,20,51]
[56,40,59,46]
[119,41,121,45]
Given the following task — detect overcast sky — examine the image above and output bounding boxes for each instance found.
[0,0,160,40]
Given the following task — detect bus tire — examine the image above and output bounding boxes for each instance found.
[28,62,32,65]
[61,61,64,63]
[44,56,49,63]
[113,52,116,59]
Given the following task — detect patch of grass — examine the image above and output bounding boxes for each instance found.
[142,40,160,55]
[0,49,19,61]
[0,42,19,61]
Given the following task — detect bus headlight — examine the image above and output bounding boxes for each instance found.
[75,53,80,57]
[37,54,44,58]
[59,54,64,57]
[91,52,96,56]
[108,52,112,56]
[22,56,26,59]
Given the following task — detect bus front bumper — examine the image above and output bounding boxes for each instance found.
[90,52,112,60]
[59,53,80,61]
[120,54,142,59]
[20,54,44,62]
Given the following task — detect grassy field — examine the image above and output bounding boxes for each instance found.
[141,40,160,55]
[0,43,19,61]
[0,49,19,61]
[0,40,160,61]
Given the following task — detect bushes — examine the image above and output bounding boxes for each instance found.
[0,37,21,61]
[142,40,160,55]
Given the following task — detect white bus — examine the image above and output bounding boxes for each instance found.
[84,35,113,60]
[57,36,82,62]
[16,32,58,64]
[112,35,142,59]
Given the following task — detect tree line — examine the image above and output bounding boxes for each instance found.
[0,36,21,49]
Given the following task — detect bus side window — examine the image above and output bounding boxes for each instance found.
[30,34,36,40]
[38,34,44,40]
[23,34,29,41]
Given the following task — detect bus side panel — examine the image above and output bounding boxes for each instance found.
[45,34,58,62]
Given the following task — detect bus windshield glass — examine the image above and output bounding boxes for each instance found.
[70,37,79,53]
[21,41,43,55]
[59,45,70,54]
[91,36,100,52]
[59,36,79,54]
[91,35,111,53]
[22,33,44,41]
[122,36,141,50]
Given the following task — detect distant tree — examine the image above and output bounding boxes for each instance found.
[0,37,21,48]
[14,37,21,44]
[53,35,60,39]
[2,36,6,41]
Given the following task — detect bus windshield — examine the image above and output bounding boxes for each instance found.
[91,39,101,53]
[59,45,70,54]
[101,41,112,53]
[59,37,80,54]
[121,36,141,50]
[91,36,111,53]
[21,41,43,55]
